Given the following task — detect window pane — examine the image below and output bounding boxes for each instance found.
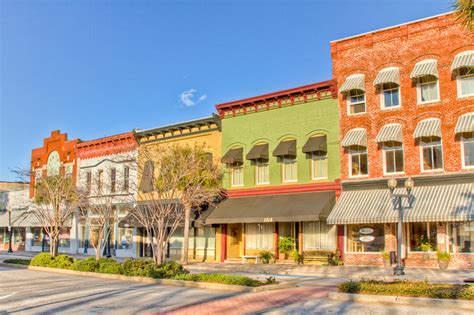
[351,154,360,176]
[463,138,474,167]
[347,224,385,252]
[433,145,443,169]
[312,155,328,179]
[460,75,474,96]
[359,153,368,175]
[385,151,395,173]
[394,149,404,172]
[32,228,43,246]
[351,103,365,114]
[256,162,269,184]
[420,81,438,102]
[232,166,243,186]
[383,88,399,107]
[422,147,433,170]
[452,222,474,253]
[117,228,134,250]
[246,223,273,249]
[409,223,437,251]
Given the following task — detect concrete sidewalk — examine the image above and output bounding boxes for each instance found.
[2,250,472,284]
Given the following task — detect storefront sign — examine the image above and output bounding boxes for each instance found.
[359,235,375,243]
[359,227,374,235]
[263,218,273,222]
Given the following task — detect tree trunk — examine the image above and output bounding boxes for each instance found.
[50,237,58,257]
[181,206,191,265]
[96,242,102,261]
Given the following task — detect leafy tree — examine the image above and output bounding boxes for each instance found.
[453,0,474,31]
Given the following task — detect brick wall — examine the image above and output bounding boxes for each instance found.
[331,13,474,181]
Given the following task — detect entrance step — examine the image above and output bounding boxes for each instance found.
[224,259,242,264]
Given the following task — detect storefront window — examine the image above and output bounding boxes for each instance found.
[246,223,273,249]
[279,222,295,238]
[347,224,385,252]
[409,222,437,251]
[32,227,43,246]
[303,221,336,250]
[13,228,25,245]
[195,227,215,250]
[450,222,473,253]
[117,228,134,250]
[79,225,87,248]
[59,228,71,248]
[0,227,5,244]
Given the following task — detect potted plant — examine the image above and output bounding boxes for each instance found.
[380,250,391,268]
[278,236,295,260]
[437,251,451,270]
[291,250,303,265]
[419,235,433,259]
[259,251,275,264]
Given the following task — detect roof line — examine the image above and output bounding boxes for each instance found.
[330,11,454,44]
[135,114,220,134]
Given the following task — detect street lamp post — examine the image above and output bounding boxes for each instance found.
[387,177,414,276]
[7,209,13,253]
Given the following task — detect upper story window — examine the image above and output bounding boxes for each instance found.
[86,171,92,195]
[410,59,439,104]
[302,135,328,180]
[339,74,366,115]
[222,146,245,188]
[373,67,401,109]
[375,123,404,174]
[255,159,270,185]
[246,143,269,186]
[273,139,297,183]
[451,51,474,98]
[341,128,368,178]
[414,118,443,172]
[110,168,116,193]
[97,170,104,193]
[123,166,130,192]
[455,112,474,169]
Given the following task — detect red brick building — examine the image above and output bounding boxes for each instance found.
[327,13,474,269]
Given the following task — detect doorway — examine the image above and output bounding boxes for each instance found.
[227,223,242,259]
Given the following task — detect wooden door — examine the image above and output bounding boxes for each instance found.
[227,223,242,259]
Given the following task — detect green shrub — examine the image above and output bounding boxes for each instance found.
[173,273,264,287]
[380,251,390,260]
[156,261,189,278]
[49,254,74,269]
[278,236,295,255]
[98,258,123,274]
[259,251,275,264]
[338,280,474,300]
[291,250,303,265]
[30,253,55,267]
[3,259,31,265]
[122,258,156,277]
[73,257,100,272]
[437,251,451,261]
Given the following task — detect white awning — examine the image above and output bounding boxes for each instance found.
[413,118,442,138]
[341,129,367,147]
[375,124,403,143]
[410,59,438,79]
[373,67,400,86]
[339,74,365,93]
[455,113,474,134]
[451,51,474,72]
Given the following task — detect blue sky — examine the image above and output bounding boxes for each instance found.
[0,0,453,181]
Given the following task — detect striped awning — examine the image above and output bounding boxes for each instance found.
[373,67,400,86]
[410,59,438,79]
[451,51,474,72]
[339,74,365,93]
[455,113,474,134]
[327,179,474,224]
[375,124,403,143]
[341,129,367,147]
[413,119,441,138]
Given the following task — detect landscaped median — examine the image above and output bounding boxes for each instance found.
[1,254,295,293]
[329,280,474,311]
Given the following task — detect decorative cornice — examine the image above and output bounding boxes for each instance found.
[215,80,337,119]
[135,114,221,144]
[226,181,342,198]
[76,132,138,160]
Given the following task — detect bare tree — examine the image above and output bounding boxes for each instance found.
[32,174,78,257]
[129,143,221,265]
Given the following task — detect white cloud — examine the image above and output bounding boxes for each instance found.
[179,88,207,107]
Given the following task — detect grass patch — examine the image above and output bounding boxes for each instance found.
[6,253,267,287]
[3,258,31,265]
[338,280,474,300]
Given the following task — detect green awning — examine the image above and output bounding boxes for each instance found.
[221,147,243,164]
[273,140,297,157]
[246,143,269,160]
[205,191,336,224]
[302,136,327,153]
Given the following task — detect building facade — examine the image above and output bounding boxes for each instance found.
[328,13,474,268]
[134,115,222,261]
[75,132,139,258]
[0,189,30,251]
[207,81,341,262]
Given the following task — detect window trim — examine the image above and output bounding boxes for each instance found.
[255,160,270,185]
[416,76,440,105]
[380,84,401,110]
[456,68,474,98]
[230,165,244,187]
[282,156,298,183]
[348,146,369,178]
[419,137,444,172]
[461,133,474,169]
[382,142,405,175]
[347,90,366,116]
[407,222,438,253]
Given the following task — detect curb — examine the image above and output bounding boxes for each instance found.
[328,292,474,311]
[0,262,296,293]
